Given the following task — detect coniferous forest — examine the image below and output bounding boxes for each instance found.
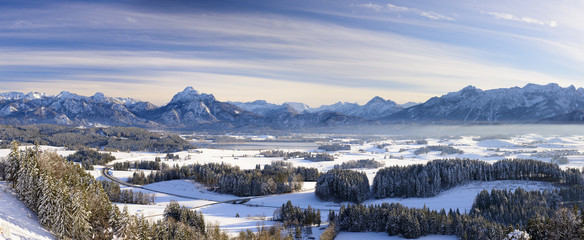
[274,200,321,227]
[0,124,190,152]
[127,161,317,196]
[372,159,583,198]
[315,169,370,203]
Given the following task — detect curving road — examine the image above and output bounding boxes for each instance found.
[100,166,332,218]
[101,166,256,204]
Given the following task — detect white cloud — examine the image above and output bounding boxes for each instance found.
[0,8,566,105]
[420,11,454,21]
[354,3,383,12]
[0,2,577,106]
[386,3,410,12]
[126,16,137,23]
[487,12,557,27]
[355,2,453,21]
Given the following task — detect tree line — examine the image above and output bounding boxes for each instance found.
[315,169,370,203]
[273,200,321,227]
[333,159,384,170]
[112,160,169,171]
[100,180,156,205]
[66,148,116,170]
[318,143,351,151]
[260,150,335,162]
[372,159,584,198]
[0,124,191,152]
[331,203,505,239]
[127,161,318,196]
[413,145,464,155]
[263,160,320,181]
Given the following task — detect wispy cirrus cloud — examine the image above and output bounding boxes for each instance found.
[0,6,565,105]
[0,0,583,106]
[355,2,454,21]
[487,12,557,27]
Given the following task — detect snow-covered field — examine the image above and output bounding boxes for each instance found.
[2,133,584,239]
[0,182,54,240]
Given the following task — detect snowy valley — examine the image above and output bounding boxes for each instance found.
[2,130,583,239]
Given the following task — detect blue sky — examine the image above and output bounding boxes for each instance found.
[1,0,583,106]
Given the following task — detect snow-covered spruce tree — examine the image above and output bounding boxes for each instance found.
[526,207,584,239]
[164,200,206,233]
[503,229,530,240]
[38,173,58,228]
[68,192,92,238]
[274,200,321,227]
[5,141,20,186]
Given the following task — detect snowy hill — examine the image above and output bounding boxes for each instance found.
[0,182,54,240]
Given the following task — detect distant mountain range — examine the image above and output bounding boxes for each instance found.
[1,83,583,130]
[388,83,584,123]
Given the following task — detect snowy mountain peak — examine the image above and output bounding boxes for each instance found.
[460,85,481,94]
[365,96,398,108]
[251,100,268,104]
[445,85,482,99]
[400,102,419,108]
[367,96,386,104]
[25,92,45,100]
[522,83,559,91]
[283,102,310,112]
[0,92,26,101]
[91,92,107,102]
[57,91,83,100]
[169,87,215,104]
[183,86,198,94]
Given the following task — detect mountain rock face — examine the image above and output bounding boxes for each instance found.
[2,83,583,130]
[388,83,584,123]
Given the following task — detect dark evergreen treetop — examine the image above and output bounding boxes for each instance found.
[315,169,370,203]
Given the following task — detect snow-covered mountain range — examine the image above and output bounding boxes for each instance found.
[232,96,405,120]
[388,83,584,123]
[1,83,583,130]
